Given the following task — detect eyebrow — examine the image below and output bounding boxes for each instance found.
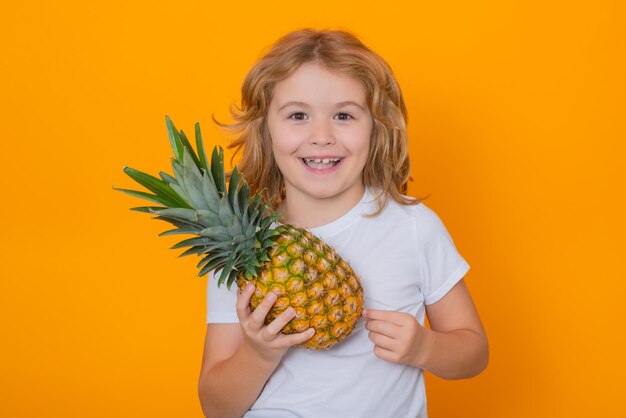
[277,101,366,112]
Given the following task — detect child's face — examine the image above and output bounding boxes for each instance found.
[267,62,373,205]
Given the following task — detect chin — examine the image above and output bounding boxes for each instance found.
[301,185,354,201]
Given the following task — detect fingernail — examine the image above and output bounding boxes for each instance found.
[308,328,315,335]
[246,283,255,293]
[267,292,277,302]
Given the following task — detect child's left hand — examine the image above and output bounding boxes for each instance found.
[363,309,429,367]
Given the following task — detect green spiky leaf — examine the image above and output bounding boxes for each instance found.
[238,182,249,215]
[114,187,180,207]
[228,167,241,207]
[195,122,209,173]
[122,166,190,208]
[211,146,226,195]
[199,258,226,278]
[131,206,167,213]
[199,225,230,241]
[158,227,203,237]
[170,236,213,249]
[179,129,202,170]
[218,257,237,288]
[165,115,184,161]
[178,246,208,257]
[159,171,177,184]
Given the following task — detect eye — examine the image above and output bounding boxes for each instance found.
[335,113,354,121]
[288,112,307,121]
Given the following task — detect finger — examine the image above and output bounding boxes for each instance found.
[368,331,396,350]
[276,328,316,347]
[363,309,407,325]
[236,283,255,320]
[373,345,399,364]
[248,291,278,328]
[366,319,400,339]
[265,307,296,336]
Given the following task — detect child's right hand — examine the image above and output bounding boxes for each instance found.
[236,283,315,365]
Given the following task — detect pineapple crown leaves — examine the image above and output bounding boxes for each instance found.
[114,115,281,289]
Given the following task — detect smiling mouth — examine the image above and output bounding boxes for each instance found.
[301,157,343,169]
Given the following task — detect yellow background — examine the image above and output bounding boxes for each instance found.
[1,0,624,416]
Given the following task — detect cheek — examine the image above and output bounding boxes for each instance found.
[270,124,301,156]
[345,125,372,157]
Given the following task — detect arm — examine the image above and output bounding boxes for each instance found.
[198,284,314,418]
[364,278,489,379]
[198,323,267,418]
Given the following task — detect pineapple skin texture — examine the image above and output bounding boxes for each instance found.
[236,225,364,350]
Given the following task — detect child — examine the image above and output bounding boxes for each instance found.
[198,28,488,418]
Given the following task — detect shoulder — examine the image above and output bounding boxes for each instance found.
[408,201,455,244]
[373,192,456,246]
[411,201,446,229]
[371,190,441,226]
[358,189,454,240]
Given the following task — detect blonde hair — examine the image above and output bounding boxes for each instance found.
[213,28,427,214]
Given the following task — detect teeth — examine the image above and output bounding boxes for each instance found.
[305,158,340,163]
[302,157,342,169]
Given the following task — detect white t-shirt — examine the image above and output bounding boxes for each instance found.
[206,188,470,418]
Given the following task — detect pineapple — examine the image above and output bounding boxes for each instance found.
[114,116,364,350]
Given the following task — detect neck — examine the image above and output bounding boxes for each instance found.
[278,185,366,229]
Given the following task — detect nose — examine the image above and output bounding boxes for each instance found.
[309,118,336,146]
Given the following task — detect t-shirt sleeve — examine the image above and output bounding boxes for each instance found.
[416,204,470,305]
[206,270,239,324]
